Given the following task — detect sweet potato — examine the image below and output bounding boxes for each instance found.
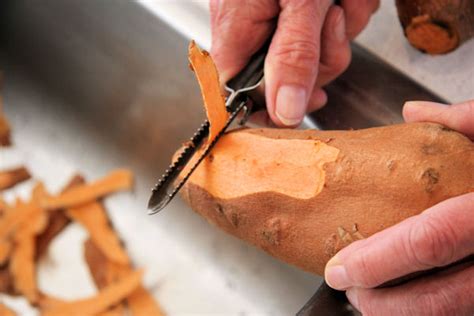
[180,123,474,275]
[396,0,474,54]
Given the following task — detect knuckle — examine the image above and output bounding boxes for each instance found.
[405,217,458,268]
[272,37,319,73]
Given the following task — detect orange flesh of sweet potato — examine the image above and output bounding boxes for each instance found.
[9,182,48,303]
[182,132,339,199]
[67,201,129,265]
[10,227,37,302]
[41,169,133,210]
[127,286,165,316]
[96,310,125,316]
[188,41,229,142]
[41,269,143,316]
[0,167,31,191]
[0,199,39,249]
[0,303,15,316]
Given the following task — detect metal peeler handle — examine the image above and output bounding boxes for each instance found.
[226,36,271,93]
[224,36,272,114]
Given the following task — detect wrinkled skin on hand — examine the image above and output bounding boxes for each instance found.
[325,100,474,316]
[210,0,379,127]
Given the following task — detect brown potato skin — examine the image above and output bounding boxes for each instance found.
[181,123,474,275]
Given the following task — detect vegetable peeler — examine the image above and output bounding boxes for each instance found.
[147,39,270,215]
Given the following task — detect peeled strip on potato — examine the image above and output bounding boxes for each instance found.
[188,41,228,142]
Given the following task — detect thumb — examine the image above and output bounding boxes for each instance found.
[265,0,332,127]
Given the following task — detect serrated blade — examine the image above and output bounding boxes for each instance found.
[147,100,247,214]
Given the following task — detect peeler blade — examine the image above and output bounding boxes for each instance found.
[147,120,209,214]
[147,101,247,214]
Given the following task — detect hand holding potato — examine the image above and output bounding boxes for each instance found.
[325,100,474,315]
[210,0,379,127]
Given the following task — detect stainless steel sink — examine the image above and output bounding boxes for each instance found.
[0,1,443,315]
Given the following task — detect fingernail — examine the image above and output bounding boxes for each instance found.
[334,9,346,43]
[275,85,307,126]
[346,289,360,310]
[325,256,352,290]
[403,101,448,122]
[404,101,448,110]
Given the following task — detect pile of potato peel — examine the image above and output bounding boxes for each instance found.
[0,83,164,316]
